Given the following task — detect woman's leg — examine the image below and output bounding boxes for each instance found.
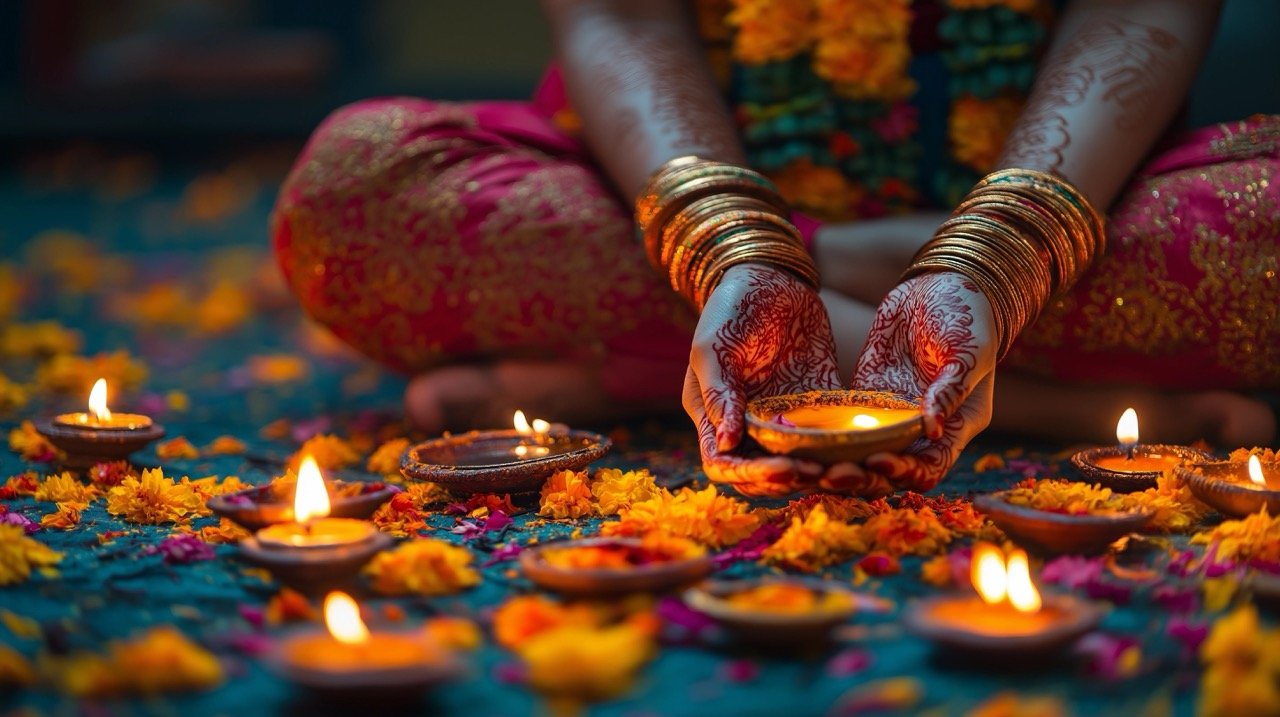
[273,98,696,432]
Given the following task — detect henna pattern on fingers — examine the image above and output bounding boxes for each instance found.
[1000,16,1183,171]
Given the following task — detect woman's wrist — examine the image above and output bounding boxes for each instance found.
[635,156,819,308]
[901,168,1104,359]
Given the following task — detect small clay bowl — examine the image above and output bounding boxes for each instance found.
[208,481,398,531]
[239,531,393,595]
[745,390,923,464]
[903,594,1103,658]
[519,537,713,597]
[1070,444,1211,493]
[268,630,464,703]
[35,418,166,470]
[683,578,859,646]
[400,429,610,497]
[974,493,1152,556]
[1177,460,1280,519]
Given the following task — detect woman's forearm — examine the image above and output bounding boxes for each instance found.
[541,0,745,200]
[997,0,1224,209]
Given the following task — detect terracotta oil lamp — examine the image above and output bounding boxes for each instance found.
[1071,408,1209,492]
[36,378,165,468]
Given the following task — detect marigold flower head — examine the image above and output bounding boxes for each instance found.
[156,437,199,460]
[424,616,482,651]
[1192,511,1280,563]
[363,538,480,596]
[1117,473,1210,533]
[856,505,955,557]
[287,434,358,472]
[590,468,660,516]
[539,469,596,520]
[265,588,316,624]
[8,421,59,463]
[204,435,247,456]
[0,524,62,585]
[367,438,410,475]
[601,485,761,548]
[196,518,250,544]
[950,95,1024,172]
[763,504,864,571]
[88,460,133,487]
[246,353,310,385]
[727,0,815,65]
[35,350,147,395]
[50,626,222,696]
[516,621,656,706]
[2,471,40,497]
[0,321,82,358]
[372,491,427,537]
[34,471,98,504]
[106,468,207,525]
[812,0,915,101]
[194,280,252,334]
[0,373,29,413]
[40,502,84,530]
[1199,604,1280,716]
[180,475,249,501]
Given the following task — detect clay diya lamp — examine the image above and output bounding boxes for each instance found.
[1178,454,1280,519]
[209,477,397,532]
[745,390,923,464]
[35,378,166,469]
[683,578,860,646]
[400,410,610,497]
[904,543,1104,659]
[974,492,1152,556]
[519,536,713,598]
[270,591,463,703]
[240,456,391,594]
[1070,408,1210,492]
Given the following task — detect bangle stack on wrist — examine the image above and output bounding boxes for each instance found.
[902,168,1105,359]
[636,156,819,307]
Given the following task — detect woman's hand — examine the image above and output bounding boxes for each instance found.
[684,263,841,497]
[851,272,998,491]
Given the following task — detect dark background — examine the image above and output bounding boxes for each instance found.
[0,0,1276,145]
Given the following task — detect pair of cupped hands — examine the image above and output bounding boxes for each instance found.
[684,263,998,497]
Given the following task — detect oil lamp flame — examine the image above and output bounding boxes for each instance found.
[294,455,331,524]
[88,378,112,422]
[971,543,1041,613]
[323,591,369,645]
[972,543,1008,605]
[532,418,551,434]
[1116,408,1139,447]
[1005,550,1042,613]
[1249,455,1267,487]
[513,410,531,434]
[851,414,880,429]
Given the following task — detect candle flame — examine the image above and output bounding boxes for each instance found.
[1005,550,1042,613]
[971,543,1041,613]
[971,543,1008,605]
[1249,455,1267,487]
[88,378,112,422]
[323,592,369,645]
[293,455,331,524]
[851,414,880,429]
[1116,408,1139,447]
[513,410,531,434]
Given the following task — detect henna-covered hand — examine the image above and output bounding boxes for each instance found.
[851,272,998,491]
[684,264,842,497]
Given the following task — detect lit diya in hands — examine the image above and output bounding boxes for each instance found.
[520,535,713,598]
[270,591,463,700]
[903,543,1103,658]
[1070,408,1210,492]
[401,410,610,497]
[36,378,166,468]
[1178,453,1280,519]
[240,456,392,593]
[745,390,923,463]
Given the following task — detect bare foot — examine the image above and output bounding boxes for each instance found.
[403,359,673,435]
[994,372,1278,448]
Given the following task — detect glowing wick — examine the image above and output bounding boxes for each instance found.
[324,591,369,645]
[89,378,112,422]
[851,414,880,429]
